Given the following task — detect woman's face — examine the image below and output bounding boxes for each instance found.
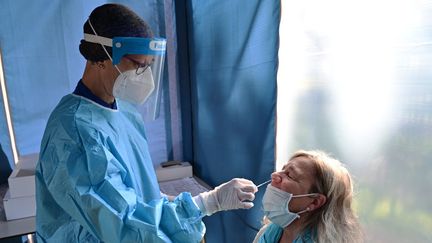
[271,155,317,212]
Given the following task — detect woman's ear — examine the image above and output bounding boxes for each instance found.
[307,194,327,211]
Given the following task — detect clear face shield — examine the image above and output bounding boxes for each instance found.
[84,20,166,121]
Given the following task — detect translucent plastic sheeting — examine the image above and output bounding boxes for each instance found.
[277,0,432,241]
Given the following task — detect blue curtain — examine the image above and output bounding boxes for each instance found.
[0,0,88,156]
[176,0,280,242]
[0,96,12,168]
[1,0,278,240]
[0,0,168,164]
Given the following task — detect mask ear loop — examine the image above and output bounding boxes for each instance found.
[291,193,318,217]
[292,193,320,198]
[87,18,122,74]
[297,207,310,215]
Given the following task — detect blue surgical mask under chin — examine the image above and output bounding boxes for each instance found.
[262,184,318,228]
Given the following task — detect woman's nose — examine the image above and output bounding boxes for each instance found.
[270,172,282,186]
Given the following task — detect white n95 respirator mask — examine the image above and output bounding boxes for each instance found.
[112,67,155,105]
[262,184,317,228]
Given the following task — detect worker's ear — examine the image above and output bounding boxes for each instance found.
[96,61,106,69]
[307,194,326,212]
[90,60,106,69]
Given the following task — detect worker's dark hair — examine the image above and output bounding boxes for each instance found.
[79,3,153,62]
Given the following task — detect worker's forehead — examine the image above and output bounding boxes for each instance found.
[125,54,153,62]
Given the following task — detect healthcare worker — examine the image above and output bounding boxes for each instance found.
[35,4,257,243]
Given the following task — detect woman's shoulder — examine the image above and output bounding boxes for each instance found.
[253,223,283,243]
[253,224,316,243]
[294,227,317,243]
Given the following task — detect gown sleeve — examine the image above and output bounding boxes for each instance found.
[38,124,205,243]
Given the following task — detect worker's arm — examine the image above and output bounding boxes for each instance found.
[39,127,205,243]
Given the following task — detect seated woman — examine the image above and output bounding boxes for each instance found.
[254,150,363,243]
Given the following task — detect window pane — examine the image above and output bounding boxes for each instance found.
[277,0,432,241]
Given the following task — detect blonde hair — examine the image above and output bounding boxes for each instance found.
[290,150,363,243]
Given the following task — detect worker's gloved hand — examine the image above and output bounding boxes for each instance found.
[193,178,258,216]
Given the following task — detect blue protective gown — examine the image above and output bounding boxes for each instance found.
[255,223,314,243]
[35,92,205,242]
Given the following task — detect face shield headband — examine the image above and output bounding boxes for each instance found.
[83,19,166,64]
